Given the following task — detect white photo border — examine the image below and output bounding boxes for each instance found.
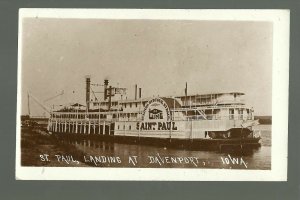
[16,9,289,181]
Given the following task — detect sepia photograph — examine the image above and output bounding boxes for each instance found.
[16,9,289,180]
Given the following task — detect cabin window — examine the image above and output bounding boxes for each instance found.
[213,109,220,114]
[246,109,250,119]
[124,104,127,108]
[123,125,125,130]
[118,125,120,130]
[229,109,234,120]
[205,109,213,120]
[129,125,131,130]
[130,103,132,108]
[213,109,220,119]
[135,103,137,107]
[238,109,243,120]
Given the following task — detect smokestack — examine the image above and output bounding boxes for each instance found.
[85,76,91,110]
[108,86,112,110]
[139,88,142,99]
[104,79,109,100]
[185,82,187,96]
[135,84,137,100]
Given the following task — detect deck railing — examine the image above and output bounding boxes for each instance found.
[50,113,253,122]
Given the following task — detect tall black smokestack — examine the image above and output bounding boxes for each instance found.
[108,86,112,111]
[85,76,91,110]
[139,88,142,99]
[104,79,109,100]
[135,84,137,100]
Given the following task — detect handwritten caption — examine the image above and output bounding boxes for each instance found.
[39,153,248,168]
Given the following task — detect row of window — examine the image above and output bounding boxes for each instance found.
[93,102,147,108]
[117,124,132,130]
[122,102,146,108]
[51,114,108,119]
[51,113,138,119]
[52,108,252,119]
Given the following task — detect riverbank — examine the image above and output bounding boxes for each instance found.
[21,127,89,167]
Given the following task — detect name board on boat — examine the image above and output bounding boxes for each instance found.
[142,98,171,121]
[137,98,177,131]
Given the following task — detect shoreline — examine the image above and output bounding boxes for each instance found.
[21,127,89,167]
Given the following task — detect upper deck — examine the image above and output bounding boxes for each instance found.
[51,92,253,122]
[86,92,245,111]
[177,92,245,107]
[50,78,253,122]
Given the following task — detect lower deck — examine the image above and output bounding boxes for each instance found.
[52,132,261,151]
[48,118,259,140]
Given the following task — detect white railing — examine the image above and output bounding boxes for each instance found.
[50,113,253,123]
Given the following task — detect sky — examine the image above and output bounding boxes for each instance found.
[21,18,273,116]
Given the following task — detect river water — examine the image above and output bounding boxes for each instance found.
[61,125,271,170]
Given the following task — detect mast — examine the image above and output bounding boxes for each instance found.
[85,75,91,110]
[27,91,30,117]
[135,84,137,100]
[185,82,187,106]
[104,79,109,100]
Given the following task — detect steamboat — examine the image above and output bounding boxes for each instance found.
[47,76,261,150]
